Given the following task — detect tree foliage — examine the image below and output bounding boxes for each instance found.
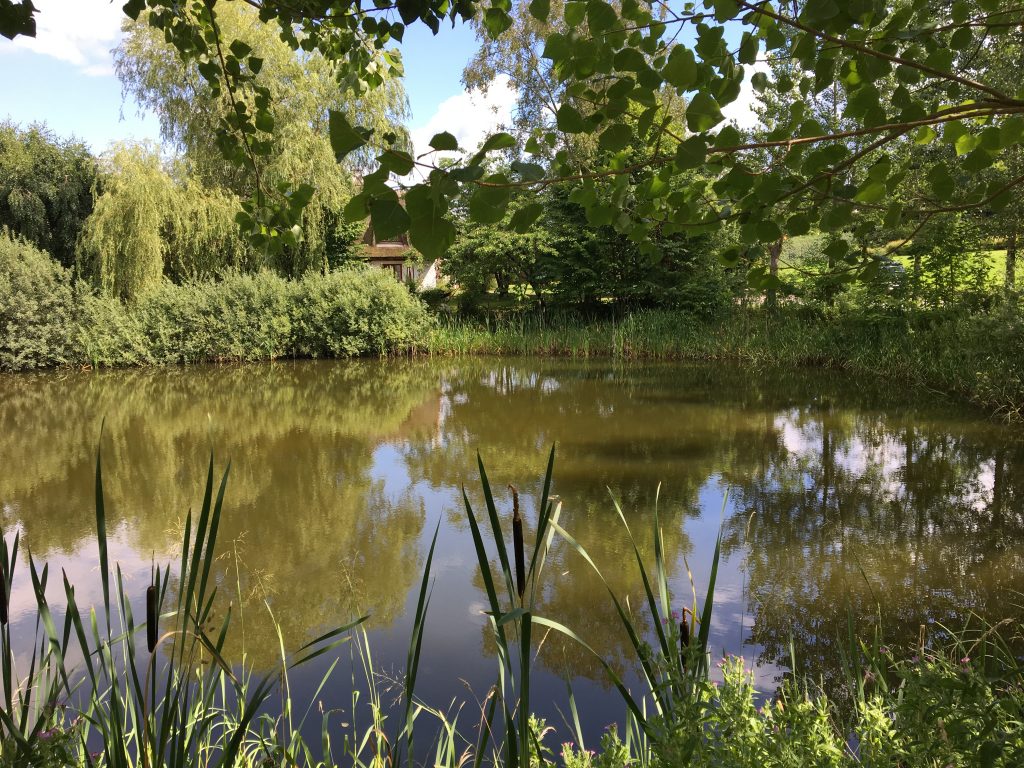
[4,0,1024,285]
[113,1,409,269]
[0,122,99,267]
[77,143,254,300]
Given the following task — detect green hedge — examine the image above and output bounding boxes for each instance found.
[0,233,432,371]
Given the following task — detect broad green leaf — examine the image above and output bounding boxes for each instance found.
[564,1,586,26]
[483,8,512,38]
[328,110,369,159]
[927,164,955,200]
[429,131,459,151]
[509,203,545,232]
[685,93,724,132]
[662,46,697,90]
[599,123,633,151]
[853,180,886,204]
[556,104,588,133]
[613,47,647,72]
[586,0,617,32]
[675,136,707,169]
[369,198,410,240]
[529,0,550,21]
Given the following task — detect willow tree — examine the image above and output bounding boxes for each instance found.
[114,2,410,275]
[77,144,172,301]
[78,144,254,300]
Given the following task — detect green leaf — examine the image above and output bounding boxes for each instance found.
[556,104,588,133]
[479,132,516,152]
[662,46,697,91]
[229,40,252,59]
[751,71,768,93]
[380,149,415,176]
[254,110,274,133]
[675,136,707,169]
[1000,116,1024,148]
[685,93,724,132]
[469,176,512,223]
[598,123,633,151]
[786,213,811,236]
[738,32,758,64]
[369,197,410,240]
[510,160,545,180]
[586,0,617,31]
[529,0,550,20]
[509,202,545,232]
[483,8,513,38]
[328,110,369,159]
[406,185,456,259]
[853,180,886,204]
[429,131,459,151]
[883,202,902,229]
[927,164,955,200]
[613,47,647,72]
[564,1,586,26]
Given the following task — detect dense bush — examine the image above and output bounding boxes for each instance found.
[0,232,81,370]
[1,231,431,371]
[291,267,430,357]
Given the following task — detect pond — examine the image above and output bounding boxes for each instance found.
[2,358,1023,747]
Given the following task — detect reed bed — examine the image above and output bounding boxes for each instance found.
[426,308,1024,420]
[2,449,1023,767]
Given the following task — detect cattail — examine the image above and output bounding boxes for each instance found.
[146,585,158,653]
[679,607,690,670]
[509,485,525,602]
[1,577,7,626]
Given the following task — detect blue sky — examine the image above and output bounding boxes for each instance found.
[0,0,499,154]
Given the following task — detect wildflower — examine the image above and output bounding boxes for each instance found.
[960,656,970,664]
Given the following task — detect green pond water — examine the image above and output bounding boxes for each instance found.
[2,357,1023,741]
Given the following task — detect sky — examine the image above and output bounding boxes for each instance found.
[0,0,759,157]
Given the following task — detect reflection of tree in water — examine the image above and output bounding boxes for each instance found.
[0,360,442,666]
[721,405,1024,694]
[403,360,1024,687]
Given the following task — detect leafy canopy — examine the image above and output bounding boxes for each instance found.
[4,0,1024,277]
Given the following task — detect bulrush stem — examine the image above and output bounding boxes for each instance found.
[146,585,158,653]
[509,485,526,602]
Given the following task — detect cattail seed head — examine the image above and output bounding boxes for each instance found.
[679,608,691,670]
[509,485,525,602]
[146,585,158,653]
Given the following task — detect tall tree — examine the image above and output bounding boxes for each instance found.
[114,2,410,273]
[0,122,99,268]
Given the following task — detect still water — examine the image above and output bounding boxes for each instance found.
[2,358,1023,743]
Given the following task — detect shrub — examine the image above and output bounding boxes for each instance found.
[0,231,80,370]
[290,265,432,358]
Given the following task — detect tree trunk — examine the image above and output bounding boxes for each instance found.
[1006,231,1017,300]
[766,238,782,311]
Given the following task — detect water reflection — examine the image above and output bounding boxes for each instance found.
[1,358,1023,726]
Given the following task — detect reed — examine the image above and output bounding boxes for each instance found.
[2,447,1023,767]
[426,307,1024,420]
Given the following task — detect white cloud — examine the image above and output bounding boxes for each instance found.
[409,74,517,165]
[722,61,770,131]
[11,0,124,76]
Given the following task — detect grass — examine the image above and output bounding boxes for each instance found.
[424,307,1024,420]
[2,449,1024,767]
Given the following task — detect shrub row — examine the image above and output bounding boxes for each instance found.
[0,233,431,371]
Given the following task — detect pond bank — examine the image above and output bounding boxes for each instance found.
[425,308,1024,421]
